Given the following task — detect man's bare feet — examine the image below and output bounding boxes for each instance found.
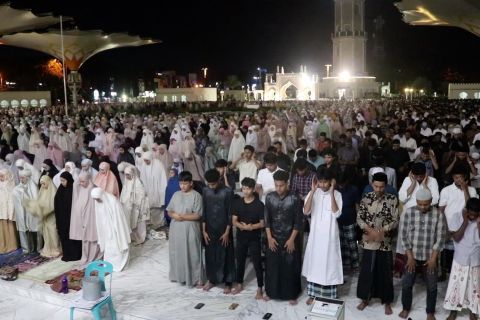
[195,282,204,289]
[255,288,263,300]
[357,300,368,311]
[231,284,243,295]
[263,295,270,301]
[223,286,231,294]
[202,282,215,291]
[398,310,409,319]
[384,304,392,315]
[306,297,315,305]
[426,313,436,320]
[446,311,457,320]
[289,299,298,305]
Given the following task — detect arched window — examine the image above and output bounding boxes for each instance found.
[459,92,468,99]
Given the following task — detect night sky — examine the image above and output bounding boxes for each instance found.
[1,0,480,93]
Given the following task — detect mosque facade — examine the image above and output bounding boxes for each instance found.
[263,0,380,101]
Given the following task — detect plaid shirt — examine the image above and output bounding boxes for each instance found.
[401,206,446,261]
[290,171,315,199]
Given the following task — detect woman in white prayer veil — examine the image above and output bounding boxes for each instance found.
[53,161,80,187]
[88,128,106,154]
[228,129,246,162]
[17,124,30,152]
[29,128,48,171]
[57,127,72,152]
[120,165,150,245]
[139,151,167,227]
[0,168,19,253]
[140,128,154,150]
[134,147,144,169]
[81,158,98,181]
[23,176,62,258]
[15,159,40,186]
[245,125,258,150]
[168,128,184,160]
[117,161,128,185]
[157,144,173,177]
[5,154,19,185]
[91,187,131,272]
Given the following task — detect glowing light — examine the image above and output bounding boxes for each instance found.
[416,6,439,23]
[93,89,99,100]
[339,71,351,81]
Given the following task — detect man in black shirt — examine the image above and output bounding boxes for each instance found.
[273,141,292,172]
[231,177,265,299]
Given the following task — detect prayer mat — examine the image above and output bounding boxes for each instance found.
[14,255,51,273]
[45,269,85,291]
[19,258,77,282]
[0,249,39,268]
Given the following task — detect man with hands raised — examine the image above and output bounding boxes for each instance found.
[302,167,343,304]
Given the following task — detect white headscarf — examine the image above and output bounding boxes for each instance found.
[139,151,167,208]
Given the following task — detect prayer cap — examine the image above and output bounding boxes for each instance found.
[416,188,432,201]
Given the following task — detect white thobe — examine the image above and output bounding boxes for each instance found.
[302,189,343,286]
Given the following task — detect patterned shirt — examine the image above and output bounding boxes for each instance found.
[401,206,446,261]
[290,171,315,199]
[357,192,399,251]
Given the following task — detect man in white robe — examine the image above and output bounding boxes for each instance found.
[12,169,42,252]
[139,151,167,228]
[91,187,131,272]
[302,167,343,303]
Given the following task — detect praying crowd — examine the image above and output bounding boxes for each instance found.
[0,98,479,320]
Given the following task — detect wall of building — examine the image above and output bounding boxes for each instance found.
[448,83,480,100]
[155,87,217,102]
[0,91,51,107]
[222,90,246,101]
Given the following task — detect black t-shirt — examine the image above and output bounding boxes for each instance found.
[232,197,264,239]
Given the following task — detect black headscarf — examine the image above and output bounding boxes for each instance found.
[40,159,60,183]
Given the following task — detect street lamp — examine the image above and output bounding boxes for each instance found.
[201,67,208,79]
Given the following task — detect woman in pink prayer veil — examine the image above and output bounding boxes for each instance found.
[93,162,120,198]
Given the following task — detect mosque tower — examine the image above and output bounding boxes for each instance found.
[332,0,367,76]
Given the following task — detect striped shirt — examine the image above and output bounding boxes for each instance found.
[401,206,446,261]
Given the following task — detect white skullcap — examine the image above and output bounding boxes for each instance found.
[416,188,432,201]
[370,167,385,176]
[472,153,480,160]
[452,127,462,134]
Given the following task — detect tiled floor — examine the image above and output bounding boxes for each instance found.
[0,239,473,319]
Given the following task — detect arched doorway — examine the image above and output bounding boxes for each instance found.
[285,84,297,99]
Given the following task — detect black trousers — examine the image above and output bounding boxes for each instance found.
[235,235,263,287]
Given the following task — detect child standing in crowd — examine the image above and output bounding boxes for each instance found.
[231,177,265,299]
[167,171,205,288]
